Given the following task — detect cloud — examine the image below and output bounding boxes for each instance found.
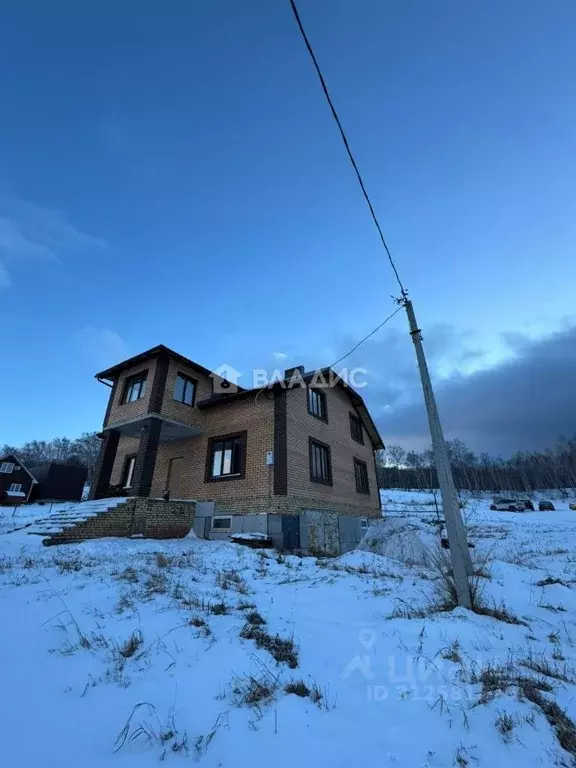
[363,323,576,456]
[0,261,11,288]
[0,197,106,286]
[272,352,288,361]
[77,328,127,368]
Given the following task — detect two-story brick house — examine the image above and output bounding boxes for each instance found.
[90,345,383,549]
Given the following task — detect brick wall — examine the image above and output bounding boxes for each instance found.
[149,393,275,513]
[160,359,212,428]
[105,359,157,428]
[285,385,380,518]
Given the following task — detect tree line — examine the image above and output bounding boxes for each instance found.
[377,436,576,492]
[1,433,101,481]
[3,431,576,493]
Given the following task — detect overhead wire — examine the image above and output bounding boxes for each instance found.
[288,0,407,297]
[328,305,403,369]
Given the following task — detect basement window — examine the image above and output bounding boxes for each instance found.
[9,483,22,493]
[0,462,15,474]
[212,516,232,530]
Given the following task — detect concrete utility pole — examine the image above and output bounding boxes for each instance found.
[403,296,473,608]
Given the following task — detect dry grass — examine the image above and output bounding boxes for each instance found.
[119,630,143,659]
[209,600,230,616]
[115,567,139,583]
[495,711,515,739]
[441,639,462,663]
[143,571,168,597]
[519,651,575,683]
[216,568,250,594]
[240,623,299,668]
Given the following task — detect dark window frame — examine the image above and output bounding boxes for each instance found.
[121,454,137,489]
[121,370,148,404]
[205,430,247,483]
[354,457,370,494]
[308,437,333,486]
[173,372,197,407]
[349,412,364,445]
[307,386,328,422]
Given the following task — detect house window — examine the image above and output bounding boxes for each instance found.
[121,455,137,489]
[8,483,22,493]
[349,413,364,444]
[354,458,370,494]
[360,517,369,530]
[309,438,332,485]
[212,516,233,530]
[0,462,15,474]
[121,372,147,404]
[307,387,327,421]
[174,373,196,406]
[206,432,247,481]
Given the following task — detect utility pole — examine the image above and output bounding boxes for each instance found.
[286,0,474,608]
[402,295,473,608]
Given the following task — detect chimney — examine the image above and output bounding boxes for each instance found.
[284,365,305,380]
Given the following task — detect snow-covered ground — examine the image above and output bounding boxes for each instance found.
[1,492,575,767]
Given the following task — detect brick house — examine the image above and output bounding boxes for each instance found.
[90,345,383,551]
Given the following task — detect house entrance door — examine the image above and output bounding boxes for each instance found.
[167,457,184,499]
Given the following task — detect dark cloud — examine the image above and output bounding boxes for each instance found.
[334,322,576,456]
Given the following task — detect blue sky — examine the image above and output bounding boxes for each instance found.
[1,0,575,452]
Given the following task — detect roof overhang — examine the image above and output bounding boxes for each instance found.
[94,344,227,385]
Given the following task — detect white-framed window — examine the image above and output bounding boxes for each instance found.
[212,515,233,531]
[9,483,22,493]
[0,462,15,474]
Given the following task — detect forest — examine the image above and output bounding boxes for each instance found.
[378,436,576,492]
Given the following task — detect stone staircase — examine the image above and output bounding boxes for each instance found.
[27,498,129,541]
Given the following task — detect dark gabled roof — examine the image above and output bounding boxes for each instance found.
[0,454,38,483]
[197,368,384,450]
[95,344,245,390]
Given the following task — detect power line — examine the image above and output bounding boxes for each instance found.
[288,0,406,296]
[328,305,403,368]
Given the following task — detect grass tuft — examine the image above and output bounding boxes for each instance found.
[119,630,143,659]
[240,624,298,668]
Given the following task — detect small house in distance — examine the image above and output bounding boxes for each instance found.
[29,463,87,503]
[0,455,37,505]
[0,455,87,506]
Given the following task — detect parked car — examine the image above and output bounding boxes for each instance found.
[538,501,555,511]
[518,499,535,511]
[490,497,525,512]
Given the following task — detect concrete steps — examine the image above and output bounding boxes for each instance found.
[27,498,129,537]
